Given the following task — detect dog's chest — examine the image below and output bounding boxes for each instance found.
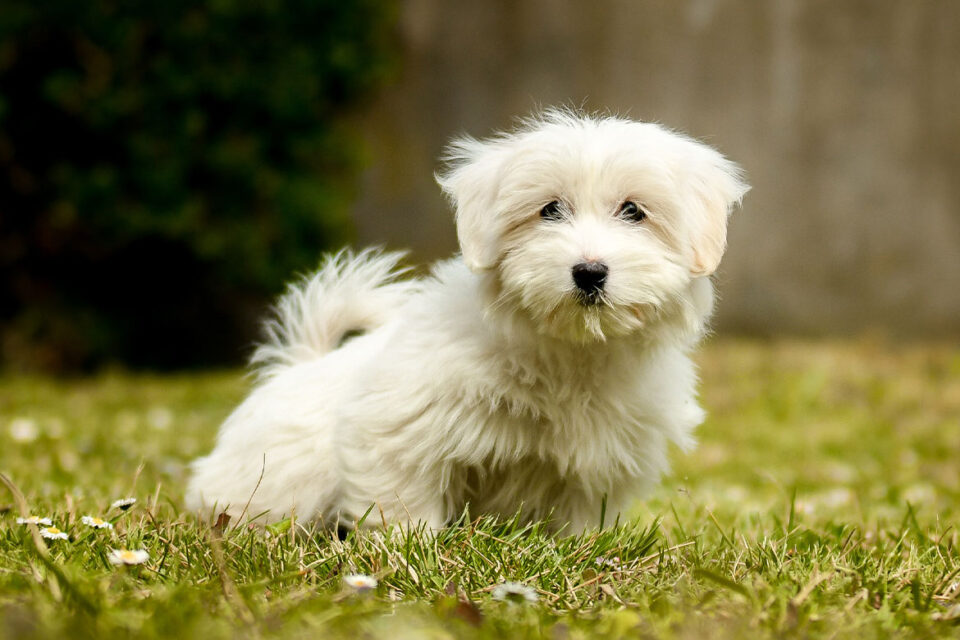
[467,349,655,471]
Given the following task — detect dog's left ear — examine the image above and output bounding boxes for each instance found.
[683,149,750,277]
[436,136,509,271]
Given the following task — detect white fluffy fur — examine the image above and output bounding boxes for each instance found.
[185,110,748,531]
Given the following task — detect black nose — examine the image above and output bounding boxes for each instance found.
[571,261,608,298]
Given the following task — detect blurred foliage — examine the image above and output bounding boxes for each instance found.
[0,0,396,371]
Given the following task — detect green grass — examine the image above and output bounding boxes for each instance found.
[1,338,958,638]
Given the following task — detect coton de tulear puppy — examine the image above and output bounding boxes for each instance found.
[185,110,748,532]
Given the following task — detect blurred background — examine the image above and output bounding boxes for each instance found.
[2,0,958,373]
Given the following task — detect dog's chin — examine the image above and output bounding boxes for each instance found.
[516,294,652,343]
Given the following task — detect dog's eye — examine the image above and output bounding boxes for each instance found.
[540,200,563,221]
[620,201,647,223]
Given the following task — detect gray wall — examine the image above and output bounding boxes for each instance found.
[352,0,960,336]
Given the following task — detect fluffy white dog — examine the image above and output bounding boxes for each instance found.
[185,110,748,531]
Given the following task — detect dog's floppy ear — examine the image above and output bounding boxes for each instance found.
[436,136,509,271]
[683,148,749,277]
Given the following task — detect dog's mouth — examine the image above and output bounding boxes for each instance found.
[533,293,654,343]
[574,290,605,307]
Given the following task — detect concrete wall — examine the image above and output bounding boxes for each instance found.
[352,0,960,336]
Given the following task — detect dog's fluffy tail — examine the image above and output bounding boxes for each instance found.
[251,248,416,377]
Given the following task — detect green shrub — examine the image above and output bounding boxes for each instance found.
[0,0,396,371]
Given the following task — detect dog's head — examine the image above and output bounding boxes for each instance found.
[437,110,749,341]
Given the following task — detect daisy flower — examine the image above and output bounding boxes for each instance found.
[492,581,538,604]
[110,498,137,511]
[343,574,378,591]
[39,526,69,540]
[9,418,39,443]
[16,515,53,526]
[594,556,624,571]
[147,406,173,431]
[107,549,150,566]
[81,515,114,530]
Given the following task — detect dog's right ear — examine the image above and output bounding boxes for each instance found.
[436,136,509,271]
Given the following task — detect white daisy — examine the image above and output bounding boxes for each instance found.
[110,498,137,511]
[147,406,173,431]
[492,581,539,604]
[343,574,378,591]
[81,515,114,530]
[107,549,150,566]
[9,418,39,443]
[16,515,53,526]
[594,556,624,570]
[39,526,69,540]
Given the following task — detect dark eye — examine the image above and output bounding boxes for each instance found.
[540,200,563,221]
[620,201,647,223]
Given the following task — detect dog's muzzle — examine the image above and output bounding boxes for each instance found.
[572,261,608,305]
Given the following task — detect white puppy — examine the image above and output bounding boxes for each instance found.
[185,110,748,531]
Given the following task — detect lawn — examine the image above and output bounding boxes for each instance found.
[1,338,958,639]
